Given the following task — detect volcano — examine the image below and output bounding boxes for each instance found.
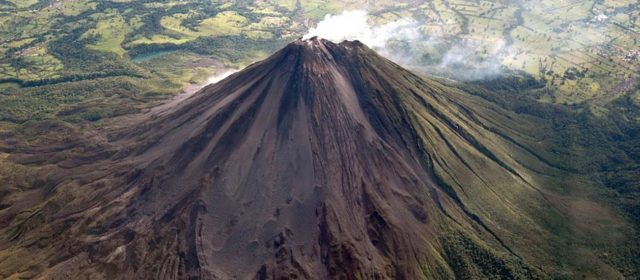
[0,38,631,279]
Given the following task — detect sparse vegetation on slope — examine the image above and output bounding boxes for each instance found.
[0,39,636,279]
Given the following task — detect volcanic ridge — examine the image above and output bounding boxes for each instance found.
[0,38,630,279]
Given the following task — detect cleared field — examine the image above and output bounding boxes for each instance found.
[0,0,638,125]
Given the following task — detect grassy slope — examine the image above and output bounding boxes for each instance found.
[353,50,638,278]
[459,74,640,277]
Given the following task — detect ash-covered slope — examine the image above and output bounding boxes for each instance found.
[0,39,631,279]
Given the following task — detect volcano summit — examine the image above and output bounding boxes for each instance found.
[0,38,632,279]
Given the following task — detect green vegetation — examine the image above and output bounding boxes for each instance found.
[440,231,539,279]
[1,0,638,124]
[0,0,302,124]
[0,1,637,215]
[0,1,638,277]
[459,74,640,276]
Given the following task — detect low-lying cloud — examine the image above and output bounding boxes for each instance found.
[304,10,510,81]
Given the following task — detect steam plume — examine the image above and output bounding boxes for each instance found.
[303,10,510,80]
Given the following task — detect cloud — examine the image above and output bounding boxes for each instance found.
[303,10,419,49]
[303,10,510,81]
[436,38,508,80]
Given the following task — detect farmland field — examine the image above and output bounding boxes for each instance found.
[1,1,638,120]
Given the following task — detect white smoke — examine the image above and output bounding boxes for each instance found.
[303,10,420,49]
[303,10,510,81]
[206,69,239,85]
[436,39,508,80]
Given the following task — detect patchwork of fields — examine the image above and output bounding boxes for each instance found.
[0,0,638,123]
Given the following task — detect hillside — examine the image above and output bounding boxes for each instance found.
[0,39,636,279]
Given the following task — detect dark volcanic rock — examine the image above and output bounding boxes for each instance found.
[121,38,462,279]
